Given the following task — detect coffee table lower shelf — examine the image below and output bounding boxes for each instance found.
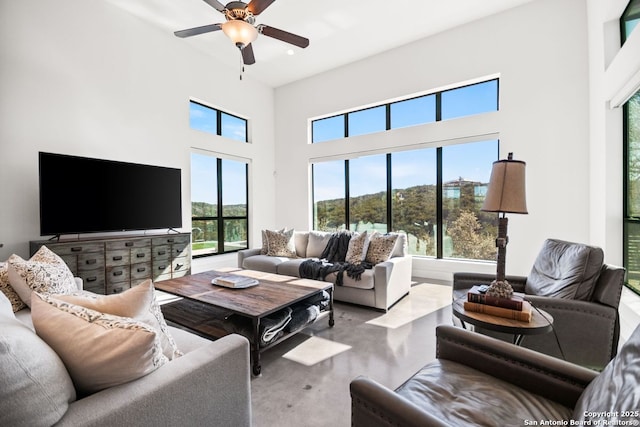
[161,296,334,376]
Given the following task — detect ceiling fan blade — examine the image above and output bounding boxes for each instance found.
[247,0,275,16]
[174,24,222,38]
[259,25,309,48]
[242,43,256,65]
[202,0,226,12]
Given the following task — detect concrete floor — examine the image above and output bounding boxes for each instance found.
[249,281,453,427]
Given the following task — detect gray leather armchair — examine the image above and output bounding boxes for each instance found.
[453,238,626,370]
[351,323,640,427]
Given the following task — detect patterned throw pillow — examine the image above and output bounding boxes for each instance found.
[345,231,369,264]
[265,229,297,257]
[7,246,77,307]
[365,233,399,265]
[261,228,286,255]
[56,279,182,360]
[31,292,168,395]
[0,263,27,312]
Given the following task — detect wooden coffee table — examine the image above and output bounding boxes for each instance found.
[154,268,334,375]
[452,296,553,346]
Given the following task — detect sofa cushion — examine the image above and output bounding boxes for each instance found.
[306,231,332,258]
[54,280,182,360]
[391,232,408,257]
[261,228,285,254]
[525,239,604,300]
[7,246,77,307]
[0,292,76,427]
[345,231,370,264]
[265,229,297,257]
[277,258,307,277]
[0,262,26,312]
[572,324,640,424]
[325,269,375,290]
[293,231,309,258]
[365,232,399,265]
[396,359,572,426]
[31,292,168,395]
[243,254,287,274]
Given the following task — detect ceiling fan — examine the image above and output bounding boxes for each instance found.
[174,0,310,65]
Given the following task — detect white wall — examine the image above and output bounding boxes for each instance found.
[0,0,276,261]
[274,0,592,281]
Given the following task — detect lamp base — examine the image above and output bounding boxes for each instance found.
[486,280,514,299]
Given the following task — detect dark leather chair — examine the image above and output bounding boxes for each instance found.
[453,238,626,370]
[351,324,640,427]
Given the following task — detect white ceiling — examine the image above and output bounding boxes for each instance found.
[106,0,535,88]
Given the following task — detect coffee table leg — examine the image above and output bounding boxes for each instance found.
[252,318,261,376]
[328,288,335,327]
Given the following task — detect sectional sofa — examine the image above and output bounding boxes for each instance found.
[1,252,252,427]
[238,230,412,311]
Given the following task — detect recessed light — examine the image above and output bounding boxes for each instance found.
[286,49,295,56]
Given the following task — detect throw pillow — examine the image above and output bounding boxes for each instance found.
[345,231,370,264]
[7,246,77,307]
[0,263,26,312]
[0,291,76,427]
[365,232,399,265]
[306,231,332,258]
[265,229,297,257]
[31,292,168,395]
[55,279,182,360]
[261,228,286,255]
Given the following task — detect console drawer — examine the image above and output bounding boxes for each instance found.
[131,262,151,281]
[106,238,151,251]
[77,253,105,272]
[106,265,130,285]
[105,249,129,267]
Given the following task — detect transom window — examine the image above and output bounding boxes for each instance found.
[189,100,248,143]
[311,79,498,143]
[622,0,640,45]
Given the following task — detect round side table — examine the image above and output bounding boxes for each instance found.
[452,296,554,346]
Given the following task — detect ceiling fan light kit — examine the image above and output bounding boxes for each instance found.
[221,20,258,48]
[174,0,309,67]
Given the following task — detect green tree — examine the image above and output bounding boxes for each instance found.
[448,210,496,260]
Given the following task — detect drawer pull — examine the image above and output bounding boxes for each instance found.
[113,271,123,277]
[125,242,133,247]
[167,238,174,243]
[157,265,167,271]
[137,267,146,273]
[86,277,97,282]
[112,256,123,261]
[71,247,82,252]
[136,253,146,258]
[175,263,183,270]
[157,250,166,256]
[86,259,97,265]
[113,287,123,294]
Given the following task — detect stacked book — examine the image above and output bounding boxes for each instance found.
[464,285,532,322]
[211,274,259,289]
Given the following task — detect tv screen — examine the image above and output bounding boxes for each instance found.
[39,152,182,236]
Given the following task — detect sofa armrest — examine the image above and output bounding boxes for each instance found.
[350,376,450,427]
[436,325,596,408]
[237,248,262,268]
[57,334,252,427]
[453,272,527,293]
[373,255,412,311]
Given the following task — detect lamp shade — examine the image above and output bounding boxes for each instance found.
[481,153,528,214]
[222,20,258,47]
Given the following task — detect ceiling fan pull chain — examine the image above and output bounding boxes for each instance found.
[239,48,244,80]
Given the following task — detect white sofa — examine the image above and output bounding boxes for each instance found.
[238,231,412,311]
[1,278,252,427]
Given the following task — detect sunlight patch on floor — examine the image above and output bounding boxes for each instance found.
[282,336,352,366]
[366,283,452,329]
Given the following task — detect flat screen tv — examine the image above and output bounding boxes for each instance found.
[39,152,182,236]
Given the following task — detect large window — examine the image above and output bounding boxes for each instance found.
[311,79,498,143]
[312,140,498,261]
[191,153,248,257]
[624,91,640,295]
[311,78,499,261]
[189,100,248,142]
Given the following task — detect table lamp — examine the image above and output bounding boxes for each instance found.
[481,152,528,298]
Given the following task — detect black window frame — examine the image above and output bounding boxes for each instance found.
[189,100,248,143]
